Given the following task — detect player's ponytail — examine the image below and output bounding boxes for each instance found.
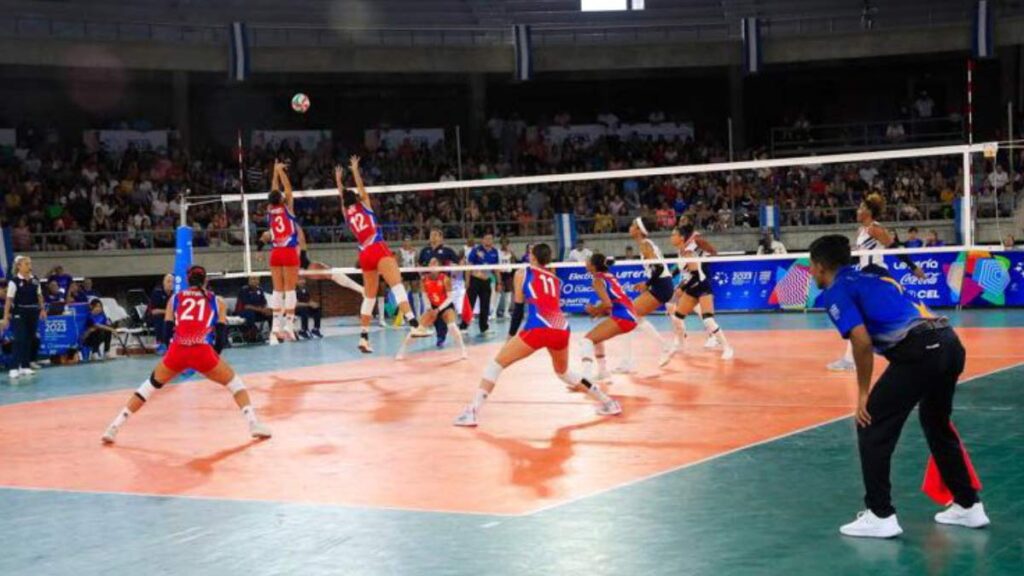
[186,265,207,289]
[590,253,610,273]
[863,193,886,220]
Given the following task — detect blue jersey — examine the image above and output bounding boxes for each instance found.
[597,271,636,323]
[820,266,936,352]
[522,267,568,331]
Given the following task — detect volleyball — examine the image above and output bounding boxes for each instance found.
[291,93,310,113]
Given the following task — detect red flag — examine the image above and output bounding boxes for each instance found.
[461,293,473,325]
[921,422,982,505]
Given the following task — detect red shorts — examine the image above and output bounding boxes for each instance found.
[358,242,394,272]
[613,317,638,333]
[519,328,571,351]
[162,343,221,375]
[269,246,300,267]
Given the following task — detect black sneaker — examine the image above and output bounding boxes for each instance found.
[311,329,323,339]
[298,330,312,340]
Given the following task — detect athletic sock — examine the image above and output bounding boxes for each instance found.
[241,405,258,425]
[471,389,489,410]
[111,408,131,428]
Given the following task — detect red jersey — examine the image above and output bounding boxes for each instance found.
[423,274,451,308]
[171,288,218,346]
[522,267,568,330]
[267,205,299,248]
[345,201,385,250]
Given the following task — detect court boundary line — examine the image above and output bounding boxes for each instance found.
[519,360,1024,517]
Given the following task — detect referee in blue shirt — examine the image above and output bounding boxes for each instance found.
[810,235,989,538]
[466,233,498,336]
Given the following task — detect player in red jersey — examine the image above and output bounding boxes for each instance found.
[266,160,300,343]
[335,156,422,354]
[577,253,638,384]
[454,243,621,427]
[396,258,467,360]
[101,265,271,444]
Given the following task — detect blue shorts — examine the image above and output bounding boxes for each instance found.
[647,276,676,304]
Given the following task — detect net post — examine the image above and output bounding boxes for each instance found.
[961,148,973,247]
[242,196,253,276]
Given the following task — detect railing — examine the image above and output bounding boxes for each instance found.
[770,117,966,157]
[24,199,989,252]
[3,7,1021,49]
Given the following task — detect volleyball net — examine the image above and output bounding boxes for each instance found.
[185,141,1023,311]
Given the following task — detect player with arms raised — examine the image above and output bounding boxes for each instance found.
[336,156,423,354]
[266,160,300,343]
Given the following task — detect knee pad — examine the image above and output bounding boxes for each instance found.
[483,359,504,383]
[270,291,283,311]
[391,283,409,305]
[284,291,297,311]
[702,316,720,333]
[360,297,376,317]
[134,373,164,402]
[226,375,246,395]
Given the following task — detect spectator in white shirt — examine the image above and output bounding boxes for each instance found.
[914,91,935,119]
[885,121,905,142]
[97,236,117,251]
[568,239,593,263]
[988,164,1009,193]
[756,230,787,255]
[1002,234,1018,251]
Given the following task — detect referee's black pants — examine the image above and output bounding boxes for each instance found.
[859,326,978,517]
[466,276,492,333]
[12,308,40,369]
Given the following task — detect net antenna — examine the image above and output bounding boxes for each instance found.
[216,142,993,278]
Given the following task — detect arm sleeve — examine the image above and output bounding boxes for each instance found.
[509,302,525,337]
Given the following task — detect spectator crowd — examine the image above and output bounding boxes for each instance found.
[1,117,1020,253]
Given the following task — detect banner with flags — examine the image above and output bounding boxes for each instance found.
[741,17,762,74]
[973,1,994,59]
[514,24,532,81]
[229,22,250,82]
[0,228,13,278]
[759,203,780,238]
[554,213,577,262]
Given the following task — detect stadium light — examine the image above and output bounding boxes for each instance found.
[581,0,644,12]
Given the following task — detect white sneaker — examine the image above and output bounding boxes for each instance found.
[596,398,623,416]
[378,317,388,328]
[101,424,120,445]
[8,369,20,380]
[453,405,479,427]
[481,328,495,338]
[410,325,431,338]
[839,510,903,539]
[934,503,990,528]
[828,358,856,372]
[29,362,42,370]
[268,334,280,347]
[249,421,272,439]
[721,346,735,360]
[704,335,719,349]
[19,368,36,377]
[358,337,374,354]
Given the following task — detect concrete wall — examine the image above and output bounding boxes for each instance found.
[26,219,1003,280]
[4,18,1024,75]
